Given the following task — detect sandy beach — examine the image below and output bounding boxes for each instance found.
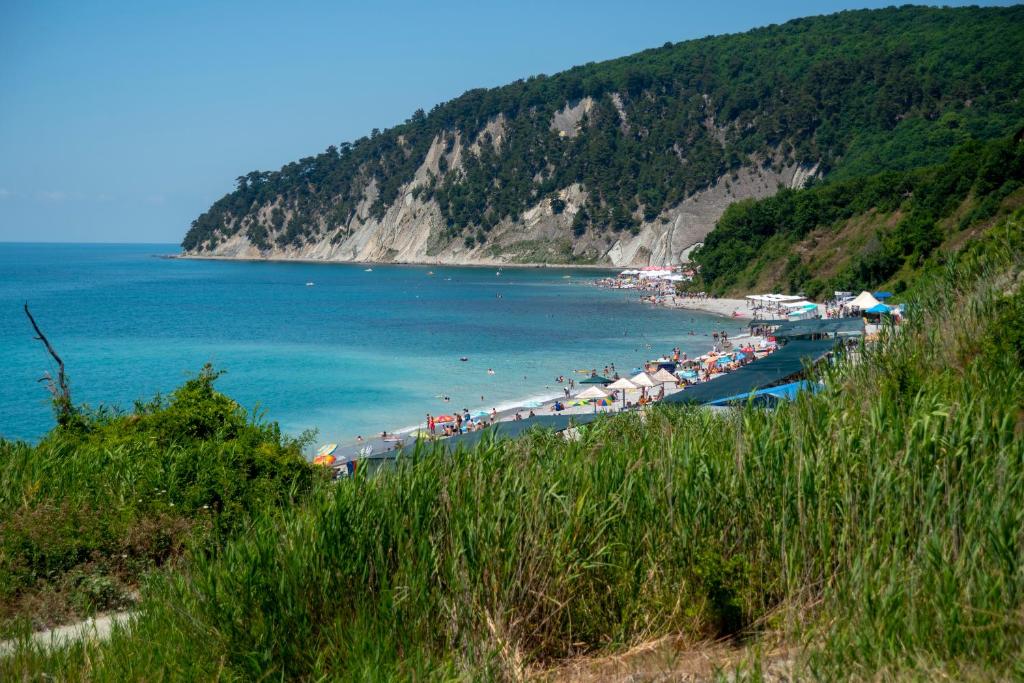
[328,328,764,464]
[657,295,754,319]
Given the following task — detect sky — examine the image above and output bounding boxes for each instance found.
[0,1,1018,244]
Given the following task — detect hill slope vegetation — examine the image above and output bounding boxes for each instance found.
[182,6,1024,267]
[691,131,1024,296]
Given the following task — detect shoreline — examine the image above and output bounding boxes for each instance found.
[175,252,625,272]
[328,327,761,464]
[314,277,762,461]
[646,295,754,320]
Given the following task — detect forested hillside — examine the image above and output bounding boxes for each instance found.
[691,130,1024,296]
[181,5,1024,266]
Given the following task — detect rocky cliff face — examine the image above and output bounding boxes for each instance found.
[186,114,817,267]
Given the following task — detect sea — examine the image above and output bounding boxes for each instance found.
[0,243,746,445]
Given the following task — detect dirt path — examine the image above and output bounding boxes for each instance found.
[531,636,796,682]
[0,611,134,657]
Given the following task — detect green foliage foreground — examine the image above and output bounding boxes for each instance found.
[0,367,319,631]
[6,216,1024,679]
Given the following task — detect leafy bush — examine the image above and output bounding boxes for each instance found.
[0,366,320,630]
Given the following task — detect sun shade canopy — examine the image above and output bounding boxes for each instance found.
[849,291,881,310]
[576,386,612,399]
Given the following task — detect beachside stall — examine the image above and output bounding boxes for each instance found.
[772,317,864,341]
[745,293,818,319]
[783,300,820,320]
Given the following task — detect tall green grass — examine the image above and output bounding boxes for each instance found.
[6,213,1024,680]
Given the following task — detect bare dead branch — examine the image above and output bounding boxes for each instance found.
[24,303,75,425]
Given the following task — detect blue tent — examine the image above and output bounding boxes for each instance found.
[708,380,812,407]
[865,303,890,314]
[873,291,893,300]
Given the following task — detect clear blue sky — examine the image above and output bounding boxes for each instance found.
[0,1,1016,244]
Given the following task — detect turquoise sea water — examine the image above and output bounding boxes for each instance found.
[0,243,745,444]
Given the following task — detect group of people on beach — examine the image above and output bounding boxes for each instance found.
[344,317,780,454]
[425,406,502,437]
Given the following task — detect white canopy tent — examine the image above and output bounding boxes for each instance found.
[849,291,882,310]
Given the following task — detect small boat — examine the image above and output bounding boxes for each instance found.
[427,271,434,276]
[306,281,315,287]
[364,268,373,272]
[459,356,469,362]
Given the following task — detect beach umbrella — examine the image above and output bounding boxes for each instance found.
[576,386,612,400]
[312,454,336,466]
[576,385,612,414]
[607,376,638,408]
[629,371,658,388]
[579,374,612,385]
[629,371,658,401]
[651,368,678,384]
[434,414,456,423]
[316,443,338,456]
